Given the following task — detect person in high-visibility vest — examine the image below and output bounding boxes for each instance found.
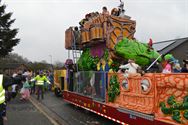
[0,73,23,125]
[31,71,50,100]
[0,74,6,125]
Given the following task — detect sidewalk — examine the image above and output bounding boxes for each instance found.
[4,95,53,125]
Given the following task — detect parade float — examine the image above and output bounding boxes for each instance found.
[62,2,188,125]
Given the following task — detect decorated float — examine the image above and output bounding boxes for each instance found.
[62,2,188,125]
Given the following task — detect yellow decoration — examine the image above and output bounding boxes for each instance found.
[84,103,86,107]
[108,59,113,66]
[103,109,106,113]
[97,62,100,71]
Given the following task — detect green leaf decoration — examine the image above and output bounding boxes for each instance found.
[172,110,181,123]
[114,38,162,66]
[108,75,120,102]
[167,96,176,105]
[183,96,188,103]
[184,110,188,120]
[172,102,183,110]
[160,102,172,114]
[160,95,188,124]
[77,48,100,71]
[110,60,120,72]
[183,102,188,110]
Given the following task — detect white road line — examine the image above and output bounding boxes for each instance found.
[29,97,60,125]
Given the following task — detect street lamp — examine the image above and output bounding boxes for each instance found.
[49,55,53,70]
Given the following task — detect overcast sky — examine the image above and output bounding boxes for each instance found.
[1,0,188,63]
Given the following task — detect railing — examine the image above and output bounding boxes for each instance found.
[71,71,108,102]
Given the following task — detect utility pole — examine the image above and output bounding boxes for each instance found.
[49,55,53,70]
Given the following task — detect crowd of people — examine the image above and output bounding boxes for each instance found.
[118,57,188,76]
[78,0,128,29]
[0,69,53,125]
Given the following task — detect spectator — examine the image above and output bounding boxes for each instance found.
[11,71,18,99]
[47,71,54,91]
[11,84,17,99]
[30,72,37,95]
[20,78,30,100]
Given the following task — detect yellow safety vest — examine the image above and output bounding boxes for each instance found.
[33,75,50,86]
[0,74,5,104]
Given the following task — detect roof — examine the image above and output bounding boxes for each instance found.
[153,37,188,54]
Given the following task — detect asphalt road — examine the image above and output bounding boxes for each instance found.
[5,95,53,125]
[37,92,120,125]
[4,92,120,125]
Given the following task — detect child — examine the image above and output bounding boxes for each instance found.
[20,78,30,100]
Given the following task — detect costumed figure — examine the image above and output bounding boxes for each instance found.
[181,59,188,73]
[65,59,74,91]
[148,38,153,50]
[162,54,181,73]
[98,59,109,100]
[119,59,141,77]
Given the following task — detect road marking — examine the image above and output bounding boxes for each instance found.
[29,97,60,125]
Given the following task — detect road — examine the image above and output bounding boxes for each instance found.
[37,92,120,125]
[5,95,53,125]
[5,92,120,125]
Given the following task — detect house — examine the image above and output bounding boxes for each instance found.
[0,63,29,75]
[153,37,188,65]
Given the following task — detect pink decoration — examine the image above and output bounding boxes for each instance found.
[90,44,106,58]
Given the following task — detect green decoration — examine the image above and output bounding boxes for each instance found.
[172,102,183,110]
[108,75,120,102]
[110,61,120,72]
[184,110,188,120]
[172,110,181,123]
[164,54,173,61]
[183,102,188,110]
[160,95,188,124]
[77,49,111,71]
[114,38,162,66]
[168,96,176,105]
[160,102,172,114]
[103,49,109,62]
[77,48,100,71]
[183,96,188,103]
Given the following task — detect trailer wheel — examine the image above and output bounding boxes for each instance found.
[54,88,61,97]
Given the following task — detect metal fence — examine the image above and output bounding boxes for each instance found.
[73,71,108,102]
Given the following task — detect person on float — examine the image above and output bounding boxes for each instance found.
[119,59,141,77]
[181,59,188,73]
[102,6,109,15]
